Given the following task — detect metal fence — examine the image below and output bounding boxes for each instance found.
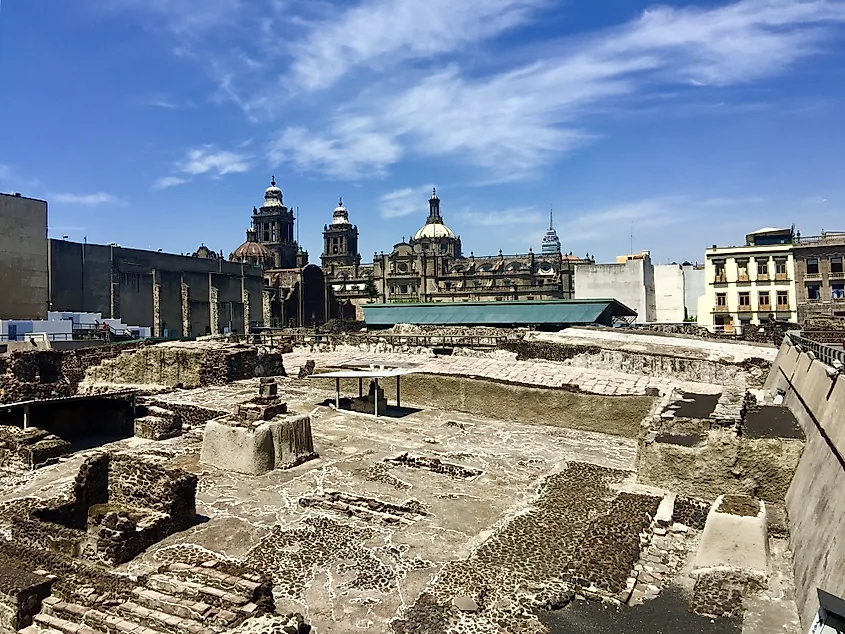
[786,331,845,367]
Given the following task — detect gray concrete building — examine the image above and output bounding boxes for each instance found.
[0,192,48,319]
[49,239,266,337]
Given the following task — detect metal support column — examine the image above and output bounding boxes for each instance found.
[23,404,29,430]
[335,378,340,409]
[396,375,401,408]
[359,377,363,398]
[374,378,379,418]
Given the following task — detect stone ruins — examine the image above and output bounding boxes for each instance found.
[0,324,841,633]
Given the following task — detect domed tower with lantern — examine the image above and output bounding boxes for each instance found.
[233,177,300,270]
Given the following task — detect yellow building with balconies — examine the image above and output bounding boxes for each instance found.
[697,227,798,333]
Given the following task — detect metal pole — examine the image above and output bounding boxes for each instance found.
[396,375,401,408]
[335,377,340,409]
[374,378,379,418]
[359,377,363,398]
[23,404,29,430]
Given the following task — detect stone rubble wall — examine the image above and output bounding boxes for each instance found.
[500,340,770,387]
[80,342,286,390]
[765,340,845,630]
[638,387,803,502]
[0,426,70,470]
[13,453,198,567]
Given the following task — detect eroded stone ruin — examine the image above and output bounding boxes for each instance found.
[0,324,840,633]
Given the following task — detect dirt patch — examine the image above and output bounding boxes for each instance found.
[744,406,804,440]
[663,393,720,419]
[717,495,761,517]
[654,433,706,447]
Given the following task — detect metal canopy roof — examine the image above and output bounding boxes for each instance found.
[362,299,636,327]
[308,369,415,379]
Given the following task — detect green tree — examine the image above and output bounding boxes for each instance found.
[364,274,379,301]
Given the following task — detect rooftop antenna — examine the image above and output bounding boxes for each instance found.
[630,222,634,255]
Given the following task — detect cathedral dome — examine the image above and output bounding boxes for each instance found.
[263,176,284,208]
[413,222,456,240]
[230,228,275,267]
[331,197,350,225]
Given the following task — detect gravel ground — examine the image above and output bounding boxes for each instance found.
[538,588,741,634]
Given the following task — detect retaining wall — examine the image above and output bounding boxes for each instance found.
[765,341,845,630]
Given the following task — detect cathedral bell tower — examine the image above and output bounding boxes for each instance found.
[321,197,360,271]
[250,177,298,269]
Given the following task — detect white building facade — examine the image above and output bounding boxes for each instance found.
[575,252,657,323]
[697,228,798,333]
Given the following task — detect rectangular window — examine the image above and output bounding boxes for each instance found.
[758,292,770,307]
[777,291,789,307]
[736,260,749,280]
[714,262,726,282]
[807,258,819,275]
[738,292,750,308]
[716,293,727,307]
[757,260,769,276]
[832,283,845,300]
[400,285,408,294]
[775,260,787,275]
[831,257,843,274]
[807,284,821,300]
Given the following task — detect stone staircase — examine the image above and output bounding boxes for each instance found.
[19,559,271,634]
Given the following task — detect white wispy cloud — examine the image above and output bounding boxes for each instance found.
[133,95,196,109]
[379,185,436,218]
[102,0,244,37]
[53,192,124,205]
[152,176,187,190]
[178,146,250,176]
[289,0,546,91]
[107,0,845,181]
[454,207,543,226]
[269,122,402,180]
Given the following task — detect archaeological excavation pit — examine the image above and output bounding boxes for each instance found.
[0,328,833,634]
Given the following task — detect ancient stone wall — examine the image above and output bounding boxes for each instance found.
[765,341,845,630]
[499,340,770,387]
[14,453,197,566]
[638,388,804,502]
[0,566,53,631]
[80,342,285,390]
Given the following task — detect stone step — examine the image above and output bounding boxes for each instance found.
[145,574,258,616]
[32,612,105,634]
[40,597,160,634]
[130,586,212,621]
[159,562,264,598]
[117,600,221,634]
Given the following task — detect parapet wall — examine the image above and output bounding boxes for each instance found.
[764,341,845,630]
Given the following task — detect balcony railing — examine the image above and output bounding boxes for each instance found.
[715,304,730,312]
[794,232,845,246]
[804,271,822,280]
[713,274,727,284]
[775,273,789,281]
[736,275,751,283]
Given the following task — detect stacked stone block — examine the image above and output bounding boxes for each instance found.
[12,453,197,566]
[0,426,70,469]
[133,404,181,440]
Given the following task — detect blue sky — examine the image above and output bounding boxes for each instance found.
[1,0,844,265]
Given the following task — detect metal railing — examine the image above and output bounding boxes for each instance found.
[786,331,845,367]
[0,332,72,342]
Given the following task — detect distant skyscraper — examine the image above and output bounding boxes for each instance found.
[542,209,561,255]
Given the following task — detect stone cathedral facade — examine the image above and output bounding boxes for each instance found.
[320,188,592,320]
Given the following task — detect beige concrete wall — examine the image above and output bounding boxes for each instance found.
[766,341,845,630]
[310,371,655,437]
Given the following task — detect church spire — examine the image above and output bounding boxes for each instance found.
[549,206,554,230]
